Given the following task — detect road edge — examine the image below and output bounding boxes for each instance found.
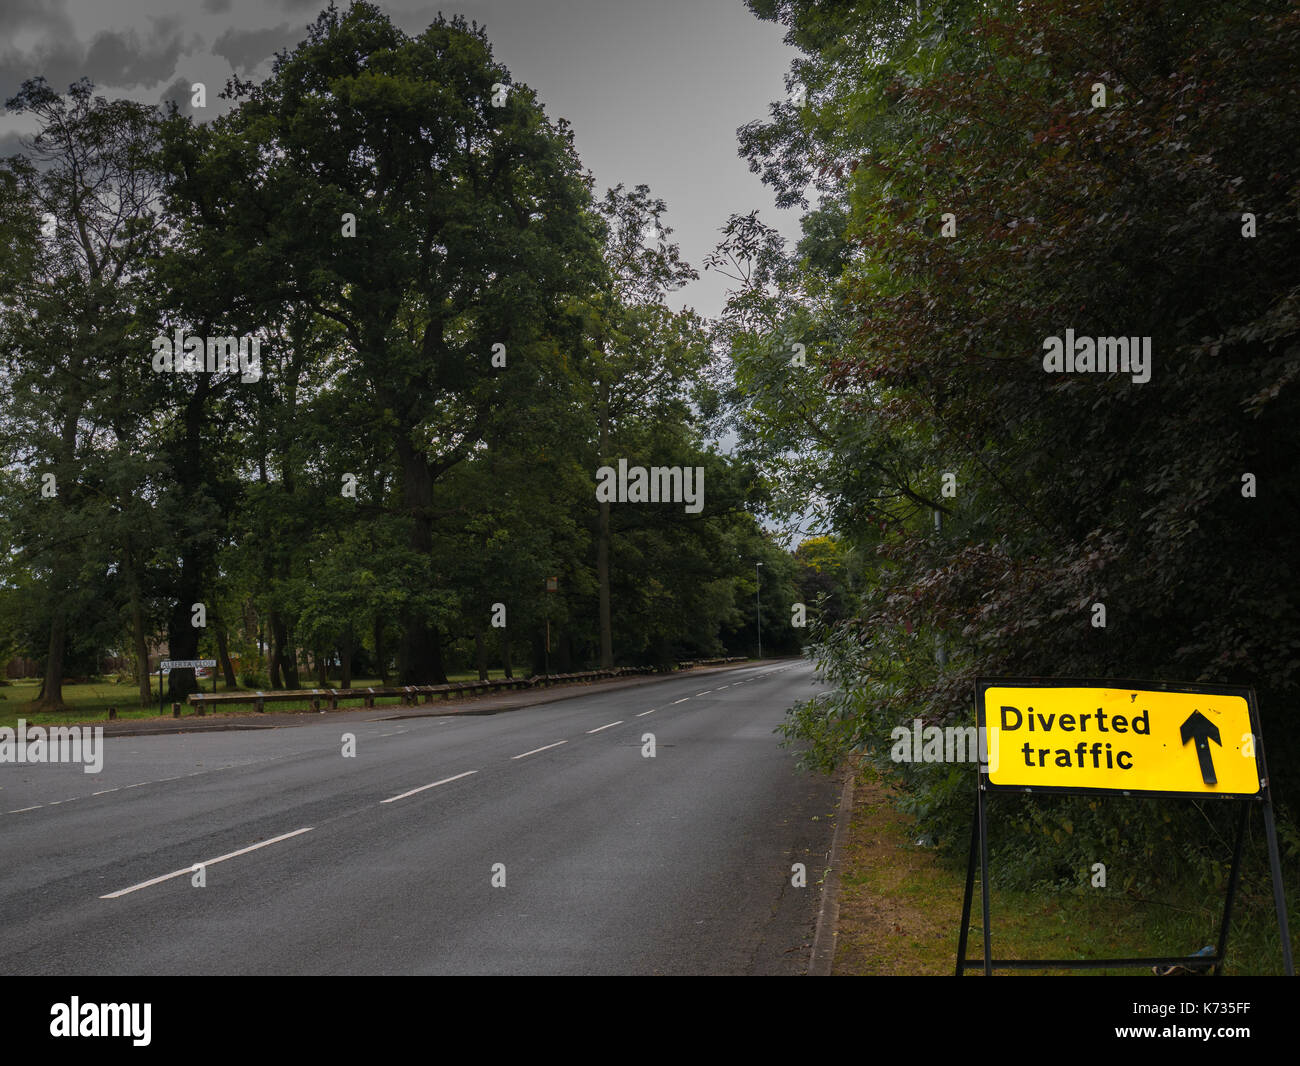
[81,659,790,739]
[810,758,858,976]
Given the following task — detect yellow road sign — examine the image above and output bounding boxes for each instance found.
[978,682,1262,796]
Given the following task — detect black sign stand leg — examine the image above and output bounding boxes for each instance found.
[1261,789,1295,975]
[955,796,979,976]
[1212,801,1249,976]
[956,788,994,976]
[978,782,993,976]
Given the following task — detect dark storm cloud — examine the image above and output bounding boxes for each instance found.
[1,22,185,101]
[0,39,87,104]
[213,23,305,74]
[81,27,185,89]
[0,130,33,160]
[159,76,196,118]
[0,0,800,323]
[0,0,73,36]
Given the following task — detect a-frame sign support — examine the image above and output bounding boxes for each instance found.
[955,677,1293,976]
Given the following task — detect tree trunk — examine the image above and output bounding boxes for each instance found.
[374,614,388,684]
[500,629,513,680]
[167,379,217,705]
[531,629,547,677]
[35,609,68,711]
[131,591,151,708]
[341,624,353,689]
[430,630,448,685]
[121,537,153,708]
[395,434,447,683]
[269,610,286,689]
[31,407,83,713]
[215,622,237,688]
[283,628,300,689]
[255,615,265,676]
[166,590,200,703]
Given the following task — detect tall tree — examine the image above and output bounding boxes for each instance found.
[0,78,166,710]
[583,184,701,666]
[159,3,602,684]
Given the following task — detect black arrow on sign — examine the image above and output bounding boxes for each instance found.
[1180,710,1221,786]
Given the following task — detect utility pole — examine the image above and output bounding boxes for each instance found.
[756,561,763,660]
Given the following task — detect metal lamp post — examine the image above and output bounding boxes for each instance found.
[756,561,763,660]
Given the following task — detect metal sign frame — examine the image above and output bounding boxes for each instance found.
[956,676,1294,976]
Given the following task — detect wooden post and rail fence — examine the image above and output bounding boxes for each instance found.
[173,658,747,718]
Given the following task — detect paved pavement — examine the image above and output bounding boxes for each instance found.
[0,659,838,975]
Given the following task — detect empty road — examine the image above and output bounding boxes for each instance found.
[0,660,838,975]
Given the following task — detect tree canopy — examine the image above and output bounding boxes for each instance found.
[724,0,1300,889]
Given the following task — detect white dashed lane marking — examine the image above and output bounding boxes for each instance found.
[512,741,567,760]
[380,770,478,805]
[101,827,316,899]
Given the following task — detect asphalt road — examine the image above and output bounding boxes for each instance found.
[0,659,839,975]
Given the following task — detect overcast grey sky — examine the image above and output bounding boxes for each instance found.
[0,0,805,320]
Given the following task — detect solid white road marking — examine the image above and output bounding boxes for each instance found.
[100,827,316,899]
[586,720,623,734]
[512,740,568,760]
[380,770,478,805]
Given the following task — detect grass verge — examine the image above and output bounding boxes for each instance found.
[832,764,1297,975]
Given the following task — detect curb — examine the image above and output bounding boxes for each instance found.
[810,760,858,976]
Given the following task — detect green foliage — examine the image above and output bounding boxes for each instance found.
[744,0,1300,893]
[0,10,788,703]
